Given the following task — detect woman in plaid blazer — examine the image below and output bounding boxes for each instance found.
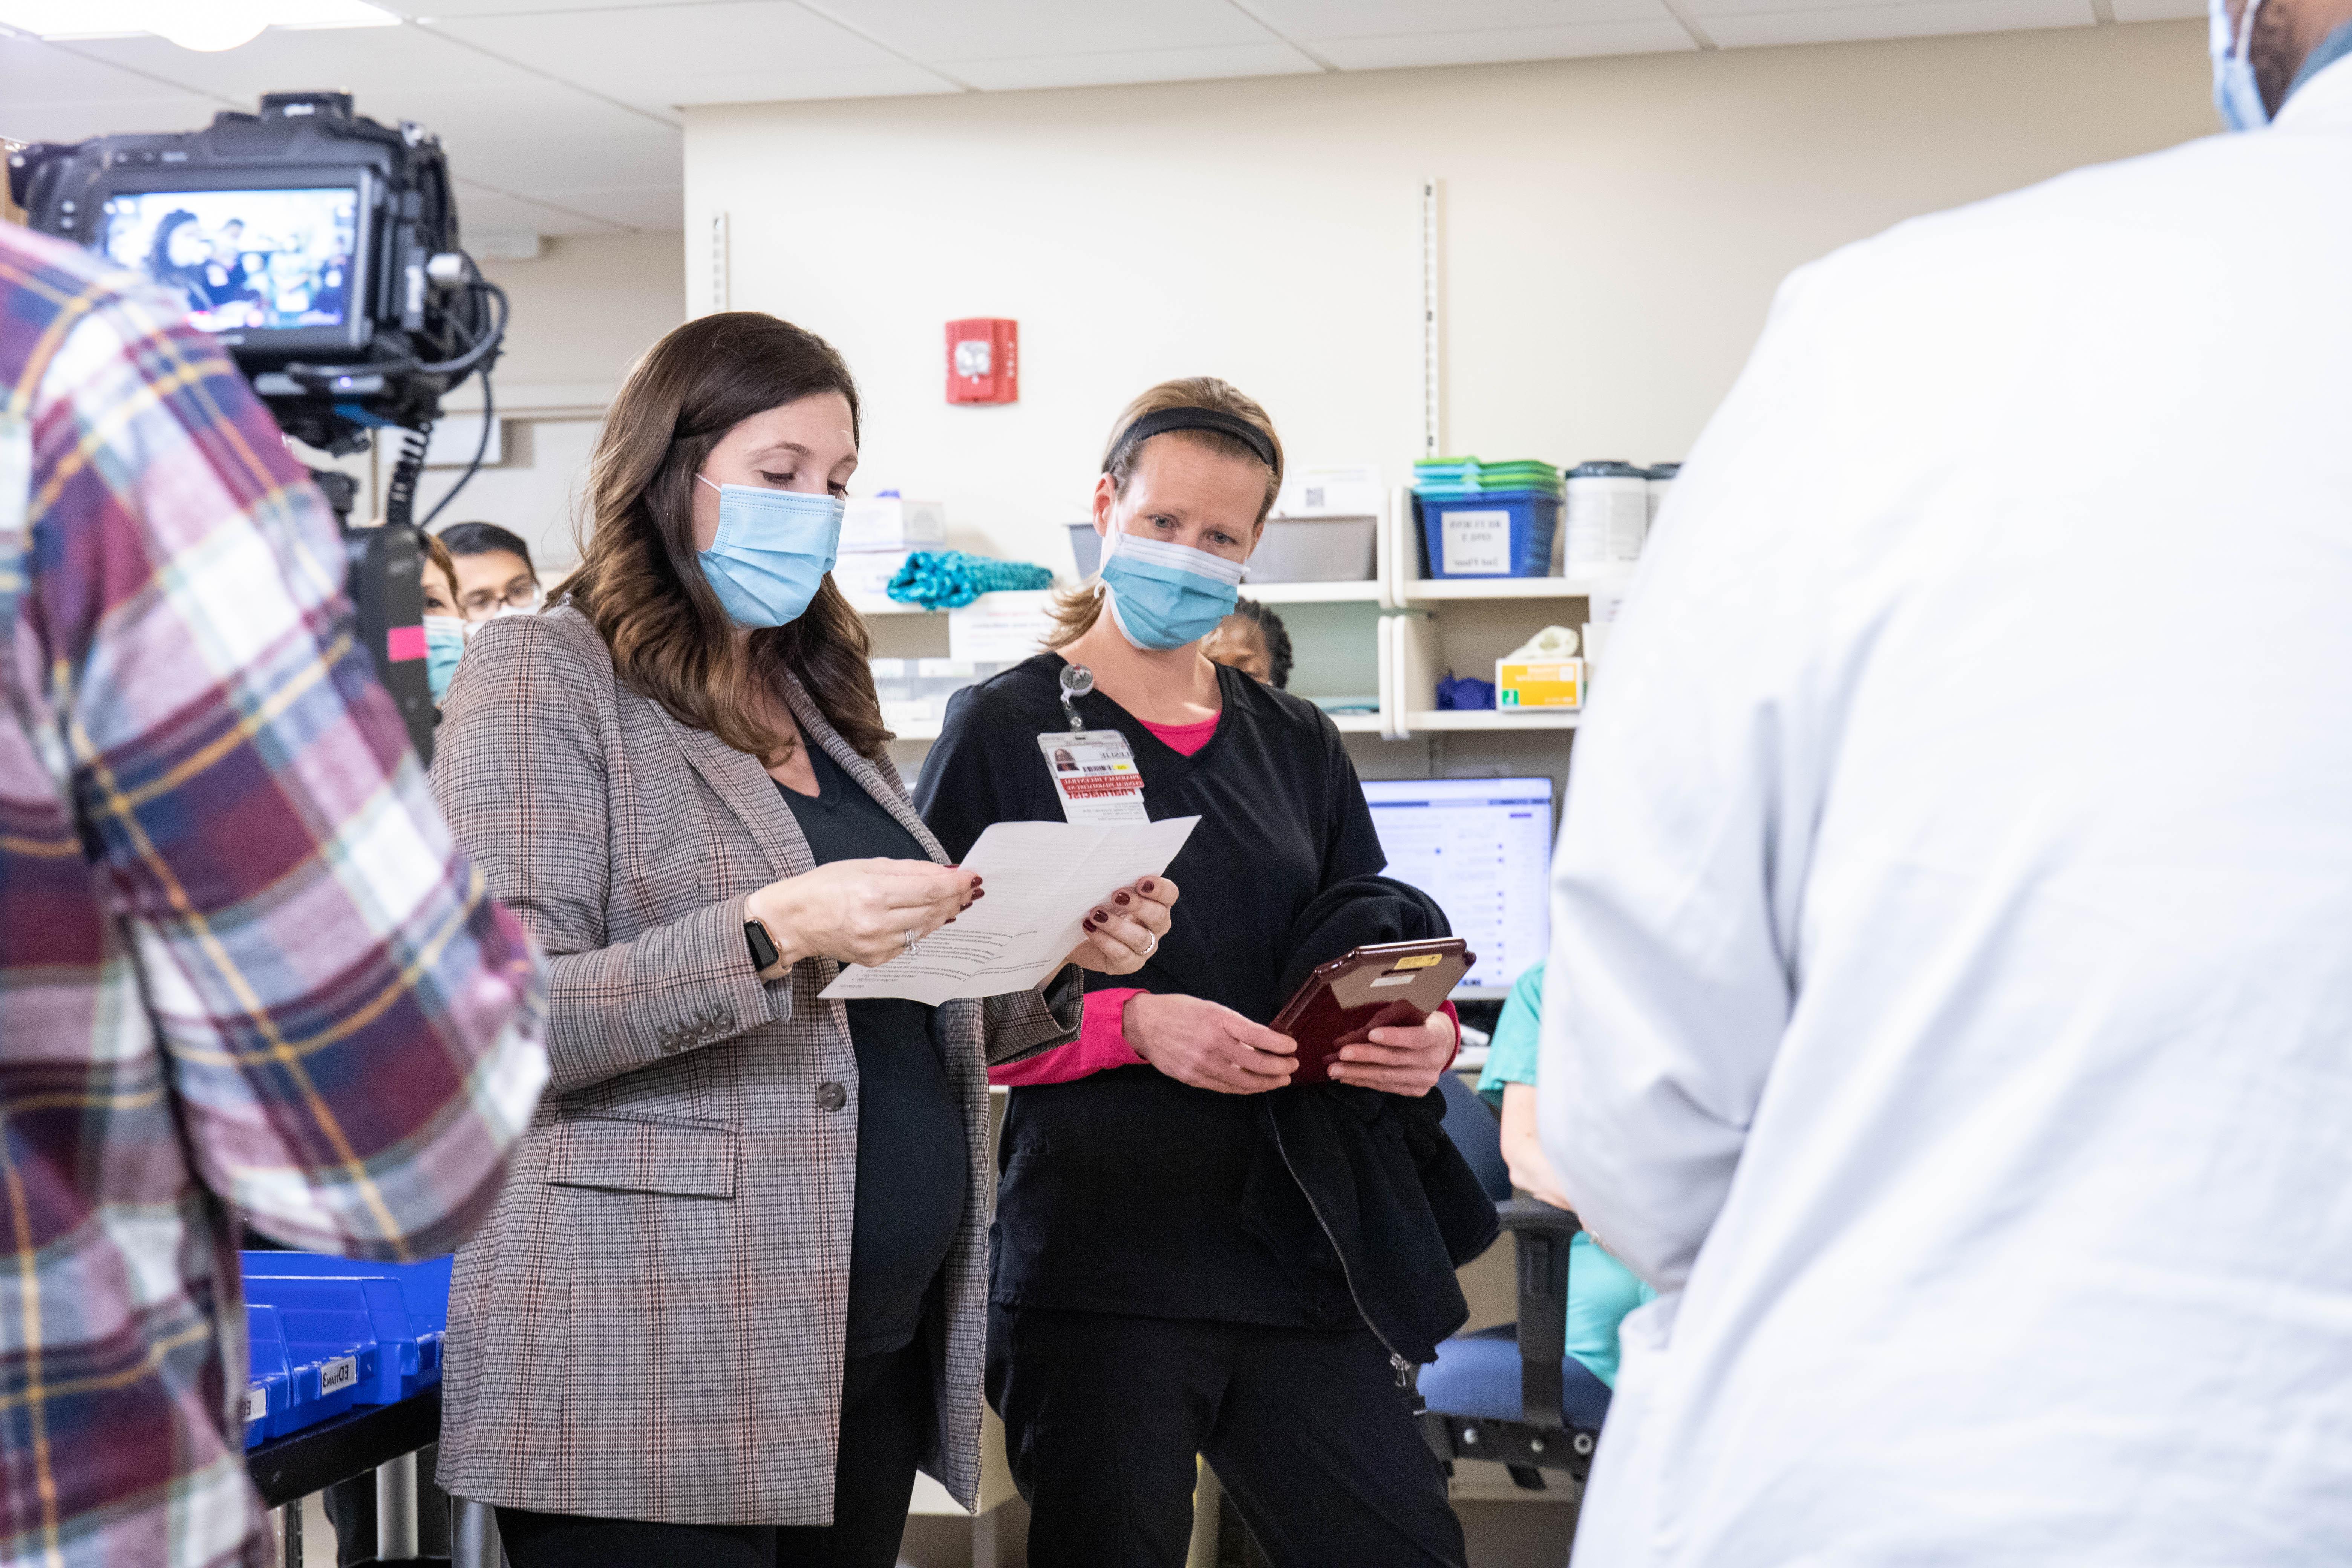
[427,313,1171,1567]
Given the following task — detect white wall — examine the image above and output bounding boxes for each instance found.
[425,230,684,571]
[685,21,2211,574]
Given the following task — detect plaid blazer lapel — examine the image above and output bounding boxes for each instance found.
[665,712,816,881]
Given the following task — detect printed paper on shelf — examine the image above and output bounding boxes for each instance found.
[820,816,1197,1006]
[246,1388,266,1423]
[1442,509,1510,574]
[320,1356,357,1395]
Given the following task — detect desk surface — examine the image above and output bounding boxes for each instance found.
[247,1387,440,1510]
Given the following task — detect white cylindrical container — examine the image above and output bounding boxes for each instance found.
[1646,462,1680,528]
[1564,462,1649,572]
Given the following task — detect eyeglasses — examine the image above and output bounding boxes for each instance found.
[459,580,545,621]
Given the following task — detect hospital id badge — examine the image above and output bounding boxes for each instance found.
[1039,730,1149,824]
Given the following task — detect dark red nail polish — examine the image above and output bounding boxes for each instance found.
[1115,891,1130,906]
[1083,918,1096,931]
[1140,879,1155,893]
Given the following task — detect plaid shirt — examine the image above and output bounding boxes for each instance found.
[0,227,547,1565]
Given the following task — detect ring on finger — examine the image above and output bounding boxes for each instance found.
[1135,930,1158,958]
[901,926,919,954]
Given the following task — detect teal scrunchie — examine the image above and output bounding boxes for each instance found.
[884,550,1054,611]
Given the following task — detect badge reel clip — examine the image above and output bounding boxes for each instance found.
[1058,662,1093,732]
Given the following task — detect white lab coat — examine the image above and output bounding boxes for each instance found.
[1542,58,2352,1566]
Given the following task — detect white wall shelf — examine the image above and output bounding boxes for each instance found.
[1404,709,1582,732]
[1396,575,1610,603]
[871,486,1626,747]
[1236,579,1385,605]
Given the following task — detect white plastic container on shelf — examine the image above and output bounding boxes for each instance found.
[1272,466,1384,521]
[869,657,1013,730]
[835,550,912,612]
[1065,519,1376,583]
[842,496,946,553]
[1563,462,1649,572]
[1579,568,1637,667]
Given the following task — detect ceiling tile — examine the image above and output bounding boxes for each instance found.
[524,182,685,227]
[425,2,960,111]
[451,179,628,235]
[1239,0,1661,40]
[0,95,233,143]
[0,37,228,139]
[369,0,719,12]
[54,19,546,106]
[806,0,1277,59]
[1695,0,2091,44]
[938,41,1324,91]
[405,87,680,186]
[1,32,216,104]
[1310,18,1697,68]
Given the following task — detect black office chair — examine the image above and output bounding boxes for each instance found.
[1420,1071,1609,1492]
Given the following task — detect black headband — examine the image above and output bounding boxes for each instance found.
[1105,406,1279,474]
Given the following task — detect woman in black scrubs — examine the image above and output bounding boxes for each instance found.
[917,378,1468,1568]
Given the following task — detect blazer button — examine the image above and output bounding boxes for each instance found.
[817,1082,848,1112]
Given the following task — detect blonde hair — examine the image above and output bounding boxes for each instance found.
[1044,377,1284,650]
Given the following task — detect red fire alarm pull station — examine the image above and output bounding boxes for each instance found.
[946,318,1018,404]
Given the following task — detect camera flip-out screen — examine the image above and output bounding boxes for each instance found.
[99,186,360,334]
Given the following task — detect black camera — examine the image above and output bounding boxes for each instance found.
[8,91,510,762]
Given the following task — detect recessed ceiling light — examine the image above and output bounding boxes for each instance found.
[0,0,397,52]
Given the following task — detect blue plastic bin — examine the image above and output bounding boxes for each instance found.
[242,1253,451,1403]
[1417,489,1560,578]
[245,1294,368,1440]
[245,1304,291,1448]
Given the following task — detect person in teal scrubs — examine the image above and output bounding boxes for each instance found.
[1477,962,1655,1386]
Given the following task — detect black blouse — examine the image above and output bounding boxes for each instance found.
[777,743,966,1358]
[917,654,1386,1326]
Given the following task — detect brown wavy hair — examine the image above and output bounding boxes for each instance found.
[1044,376,1284,649]
[565,312,888,763]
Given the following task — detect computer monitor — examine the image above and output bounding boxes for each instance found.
[1360,776,1554,998]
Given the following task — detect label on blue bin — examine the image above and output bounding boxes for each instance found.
[1441,509,1511,575]
[319,1356,358,1395]
[246,1387,267,1424]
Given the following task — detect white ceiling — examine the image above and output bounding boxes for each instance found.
[0,0,2200,239]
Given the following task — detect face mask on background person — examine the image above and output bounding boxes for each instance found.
[1096,523,1246,652]
[423,614,469,703]
[2211,0,2271,129]
[695,476,845,629]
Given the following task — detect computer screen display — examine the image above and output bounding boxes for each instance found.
[99,187,359,333]
[1361,776,1554,995]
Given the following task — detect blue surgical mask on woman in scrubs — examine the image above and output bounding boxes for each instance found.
[695,474,845,629]
[1097,525,1247,652]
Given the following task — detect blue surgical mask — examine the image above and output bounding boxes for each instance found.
[423,614,468,703]
[2211,0,2269,130]
[695,476,844,629]
[1096,529,1245,652]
